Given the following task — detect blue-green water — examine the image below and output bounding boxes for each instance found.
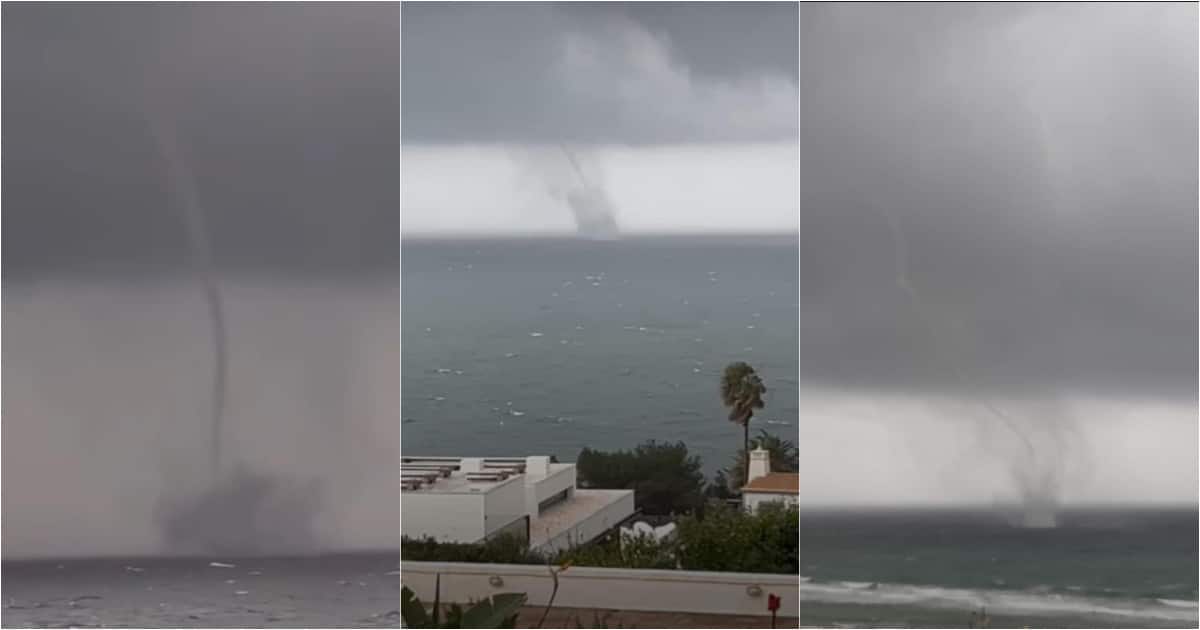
[801,508,1199,627]
[400,236,798,473]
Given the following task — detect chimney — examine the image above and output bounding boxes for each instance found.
[526,456,550,477]
[748,448,770,483]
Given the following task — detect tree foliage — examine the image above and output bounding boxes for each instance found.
[575,440,706,516]
[675,501,798,574]
[708,430,799,496]
[720,362,766,426]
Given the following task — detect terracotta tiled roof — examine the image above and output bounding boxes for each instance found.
[742,472,799,494]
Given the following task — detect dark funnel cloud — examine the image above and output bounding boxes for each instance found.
[800,2,1198,401]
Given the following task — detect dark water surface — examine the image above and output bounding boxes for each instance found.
[1,552,400,628]
[801,508,1199,628]
[401,236,799,472]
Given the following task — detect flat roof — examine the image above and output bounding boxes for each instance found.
[400,456,563,495]
[402,470,521,494]
[742,472,799,494]
[528,489,632,548]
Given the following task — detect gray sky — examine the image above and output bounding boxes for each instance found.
[799,3,1197,505]
[3,3,399,276]
[400,2,799,235]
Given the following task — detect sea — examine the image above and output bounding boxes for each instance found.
[400,235,800,475]
[800,508,1199,628]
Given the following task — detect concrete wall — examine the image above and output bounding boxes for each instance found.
[401,492,485,543]
[537,490,634,553]
[483,477,527,538]
[743,493,798,513]
[401,561,798,619]
[525,464,576,516]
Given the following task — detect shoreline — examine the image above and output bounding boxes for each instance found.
[798,601,1197,629]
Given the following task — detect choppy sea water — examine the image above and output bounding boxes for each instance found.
[400,236,799,473]
[800,508,1199,628]
[1,553,400,628]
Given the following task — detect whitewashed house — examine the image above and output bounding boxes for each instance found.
[401,455,634,552]
[740,448,799,512]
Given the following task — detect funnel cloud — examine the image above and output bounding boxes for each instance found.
[800,3,1198,510]
[3,3,399,559]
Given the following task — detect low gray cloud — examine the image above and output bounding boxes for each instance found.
[401,2,798,145]
[800,3,1198,400]
[3,3,399,276]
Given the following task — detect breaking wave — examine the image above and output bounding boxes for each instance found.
[801,578,1198,624]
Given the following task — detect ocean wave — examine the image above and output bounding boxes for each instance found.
[801,579,1199,623]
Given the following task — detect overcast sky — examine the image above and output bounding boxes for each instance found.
[3,3,399,276]
[800,2,1197,505]
[401,2,799,235]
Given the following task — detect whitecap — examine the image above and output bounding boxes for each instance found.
[529,332,544,337]
[800,580,1200,624]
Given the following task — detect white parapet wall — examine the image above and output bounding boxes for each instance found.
[532,489,634,553]
[400,561,798,619]
[401,492,485,543]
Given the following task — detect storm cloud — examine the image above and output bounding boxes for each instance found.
[3,2,399,276]
[400,2,799,235]
[798,3,1197,508]
[800,2,1198,400]
[401,2,797,146]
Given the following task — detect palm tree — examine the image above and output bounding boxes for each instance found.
[720,362,766,484]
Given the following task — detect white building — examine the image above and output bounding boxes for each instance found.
[401,455,634,552]
[740,448,799,513]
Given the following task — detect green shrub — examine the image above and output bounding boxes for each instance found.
[576,440,706,516]
[676,501,798,574]
[553,531,677,570]
[403,504,797,574]
[402,533,543,564]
